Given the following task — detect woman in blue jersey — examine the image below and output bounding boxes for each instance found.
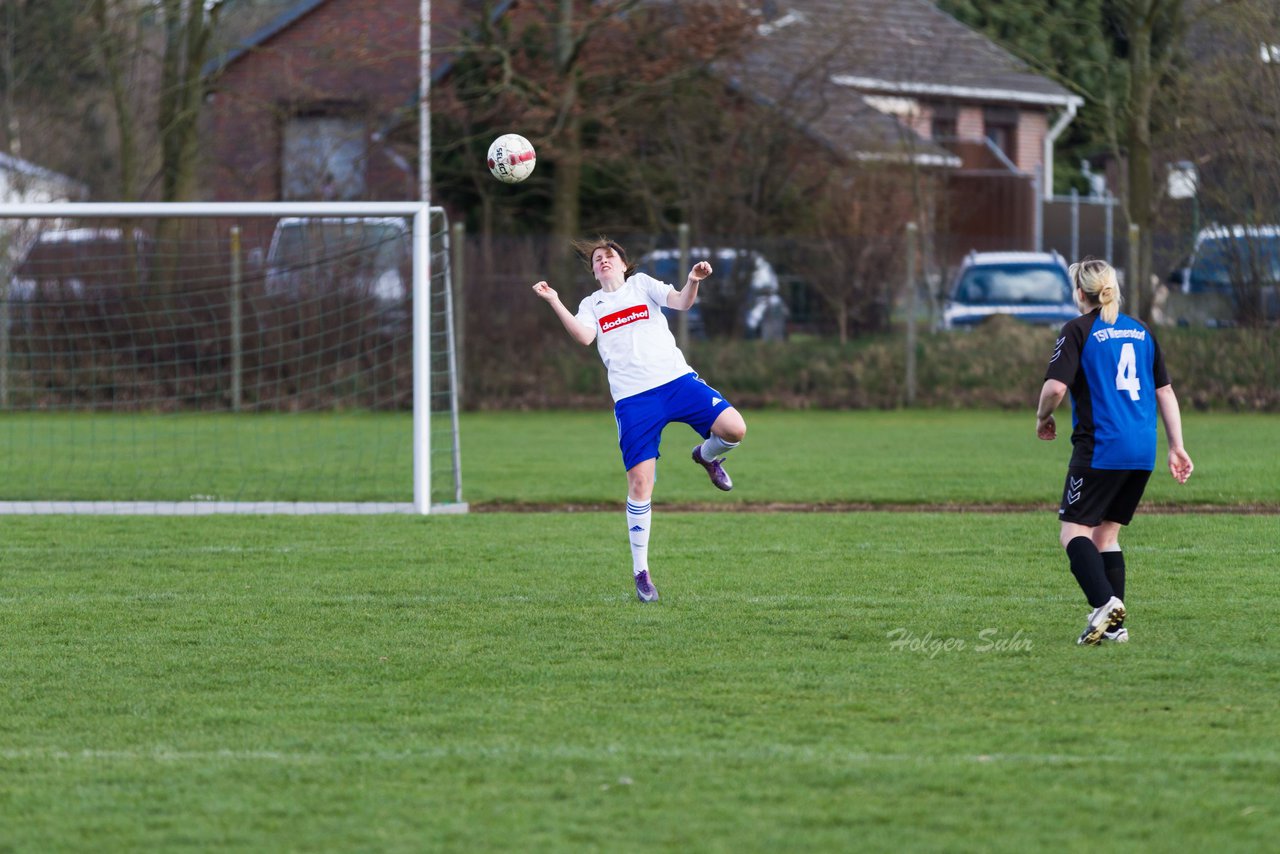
[1035,258,1194,645]
[532,238,747,602]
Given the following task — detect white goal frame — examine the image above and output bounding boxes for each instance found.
[0,201,465,515]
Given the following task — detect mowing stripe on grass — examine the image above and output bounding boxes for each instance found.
[6,746,1279,767]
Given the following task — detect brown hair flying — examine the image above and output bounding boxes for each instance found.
[571,236,637,279]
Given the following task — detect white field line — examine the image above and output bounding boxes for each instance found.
[3,542,1271,558]
[0,591,1082,607]
[0,502,421,515]
[1,745,1276,767]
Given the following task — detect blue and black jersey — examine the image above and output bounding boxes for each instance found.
[1044,309,1170,471]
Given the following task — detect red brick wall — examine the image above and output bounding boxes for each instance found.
[203,0,425,202]
[956,106,984,141]
[1015,110,1048,175]
[948,105,1048,175]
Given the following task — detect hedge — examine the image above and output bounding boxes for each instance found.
[466,316,1280,412]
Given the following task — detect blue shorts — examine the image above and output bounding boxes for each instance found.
[614,372,733,471]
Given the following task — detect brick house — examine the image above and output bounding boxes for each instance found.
[738,0,1083,257]
[202,0,1079,256]
[201,0,482,203]
[747,0,1081,177]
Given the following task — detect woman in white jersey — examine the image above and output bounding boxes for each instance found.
[533,237,747,602]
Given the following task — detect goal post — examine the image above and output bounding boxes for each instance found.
[0,201,465,515]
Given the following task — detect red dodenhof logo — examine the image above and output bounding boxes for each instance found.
[599,305,649,332]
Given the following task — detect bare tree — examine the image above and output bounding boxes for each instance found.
[1173,0,1280,324]
[89,0,151,199]
[625,49,914,341]
[1,1,109,183]
[9,0,227,201]
[1086,0,1254,321]
[633,2,948,341]
[793,172,914,343]
[447,2,756,252]
[157,0,226,202]
[938,1,1255,323]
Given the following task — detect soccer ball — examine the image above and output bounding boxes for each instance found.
[487,134,537,184]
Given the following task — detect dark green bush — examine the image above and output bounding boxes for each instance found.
[469,317,1279,411]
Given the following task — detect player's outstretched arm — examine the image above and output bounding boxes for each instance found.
[533,281,596,346]
[1156,384,1194,483]
[1035,379,1068,440]
[667,261,712,311]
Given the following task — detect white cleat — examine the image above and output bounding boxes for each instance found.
[1102,627,1129,643]
[1077,596,1126,646]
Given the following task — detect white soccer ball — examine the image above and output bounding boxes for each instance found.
[487,133,537,184]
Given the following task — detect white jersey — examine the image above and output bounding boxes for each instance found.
[574,272,693,401]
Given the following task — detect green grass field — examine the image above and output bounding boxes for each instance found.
[2,410,1277,507]
[3,410,1278,850]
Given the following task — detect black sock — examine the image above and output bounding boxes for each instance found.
[1102,551,1126,627]
[1066,536,1113,608]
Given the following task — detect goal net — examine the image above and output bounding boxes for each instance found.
[0,202,465,514]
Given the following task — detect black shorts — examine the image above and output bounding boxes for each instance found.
[1057,466,1152,526]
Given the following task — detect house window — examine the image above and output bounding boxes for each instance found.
[282,115,367,201]
[983,107,1018,161]
[930,104,957,140]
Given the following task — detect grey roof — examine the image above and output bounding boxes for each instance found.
[0,152,87,197]
[721,49,960,167]
[760,0,1082,106]
[202,0,514,84]
[1,152,72,182]
[202,0,330,79]
[715,0,1083,167]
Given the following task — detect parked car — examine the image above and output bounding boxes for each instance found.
[6,228,153,330]
[265,216,410,304]
[1166,225,1280,326]
[634,247,787,339]
[9,228,152,298]
[940,250,1076,330]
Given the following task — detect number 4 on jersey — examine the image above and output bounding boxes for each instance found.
[1115,342,1141,400]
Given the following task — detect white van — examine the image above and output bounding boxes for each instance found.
[265,217,410,306]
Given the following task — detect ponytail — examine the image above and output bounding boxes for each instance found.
[1097,279,1120,324]
[1068,258,1122,324]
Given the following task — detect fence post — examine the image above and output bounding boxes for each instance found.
[1033,173,1043,252]
[451,220,465,401]
[229,226,242,413]
[0,230,9,408]
[1127,222,1142,320]
[677,223,690,351]
[1105,193,1115,262]
[905,222,918,407]
[1070,187,1080,261]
